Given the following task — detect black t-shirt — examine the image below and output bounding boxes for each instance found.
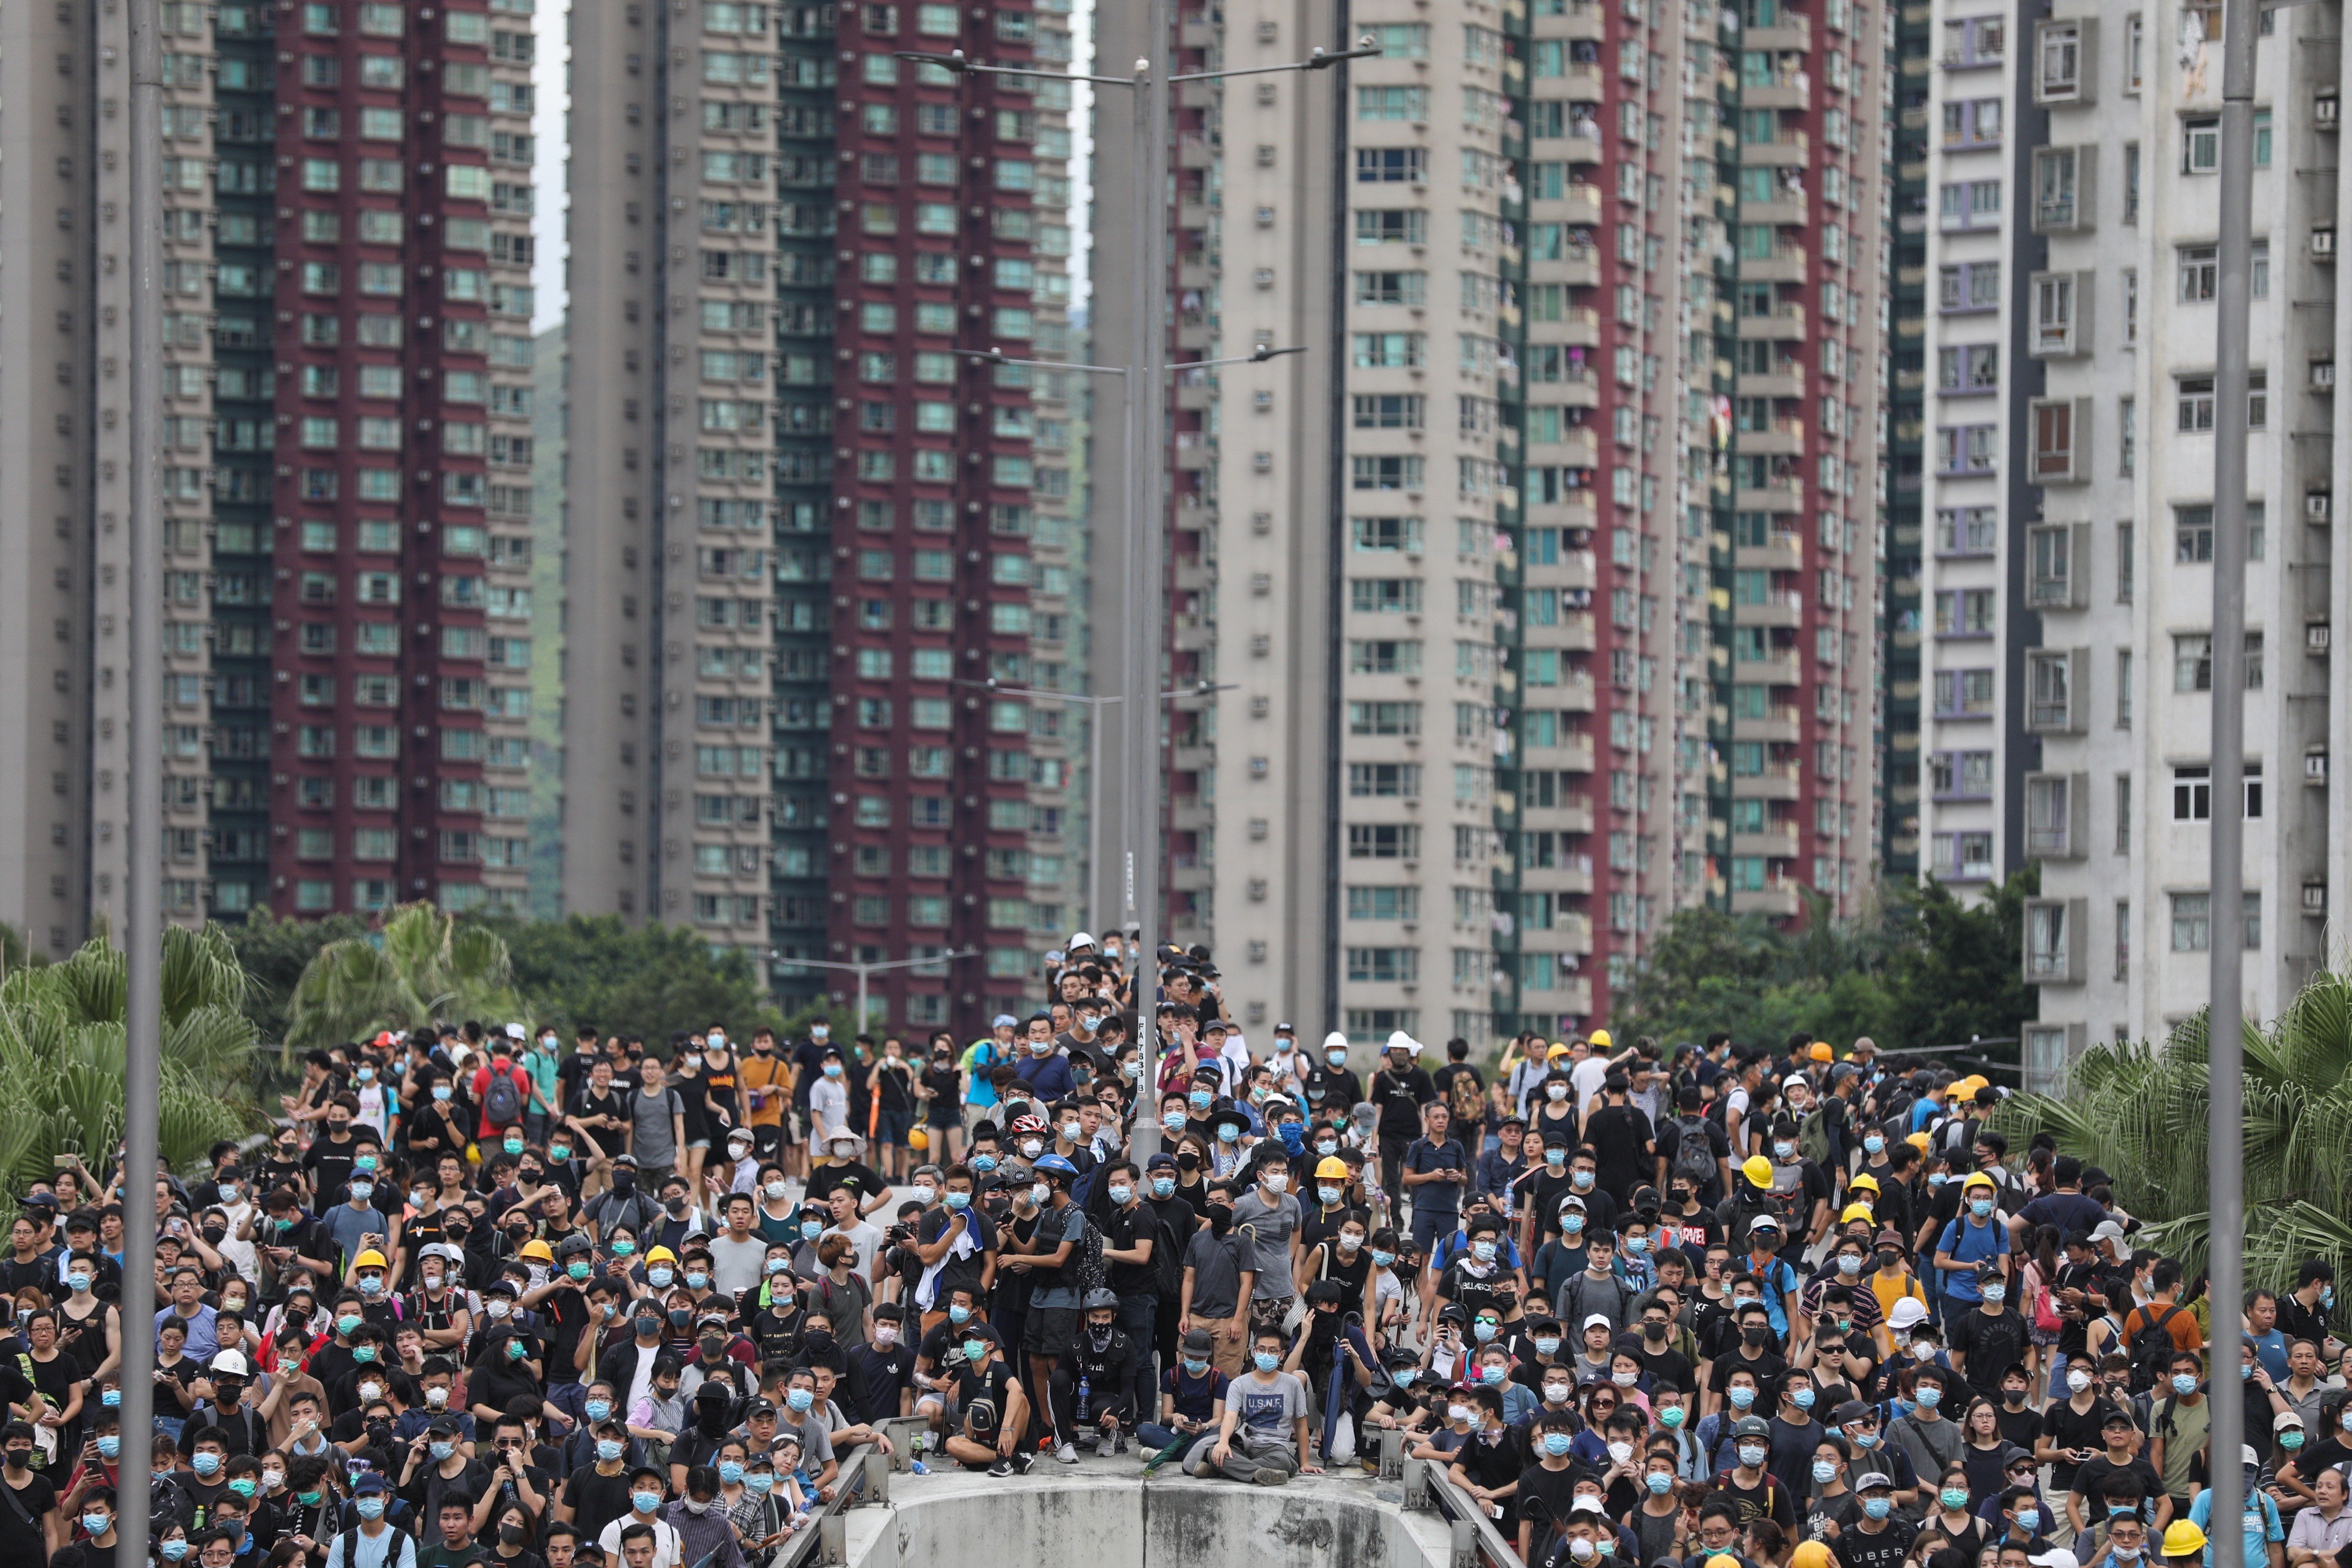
[565,1465,636,1544]
[569,1088,629,1160]
[1946,1305,2031,1398]
[1994,1399,2041,1451]
[1101,1205,1155,1297]
[302,1134,359,1214]
[2068,1453,2163,1511]
[0,1470,55,1565]
[1514,1459,1589,1553]
[916,1207,997,1303]
[921,1066,962,1122]
[1304,1241,1373,1304]
[1371,1068,1436,1140]
[845,1341,915,1425]
[1582,1104,1655,1200]
[2038,1396,2123,1490]
[1711,1467,1795,1530]
[1832,1517,1916,1568]
[805,1162,884,1207]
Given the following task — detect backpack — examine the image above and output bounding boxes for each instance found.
[1671,1117,1719,1189]
[1798,1107,1832,1168]
[2126,1302,2186,1393]
[1068,1209,1107,1299]
[1449,1069,1486,1130]
[483,1065,525,1127]
[1150,1213,1185,1301]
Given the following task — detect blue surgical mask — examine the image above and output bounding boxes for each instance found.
[355,1498,386,1521]
[2171,1374,2199,1395]
[1473,1321,1498,1343]
[944,1191,973,1211]
[163,1542,192,1561]
[972,1155,998,1173]
[1970,1198,1995,1218]
[1863,1498,1893,1520]
[434,1085,454,1102]
[1544,1432,1574,1457]
[1812,1461,1838,1484]
[1863,1135,1885,1154]
[948,1305,972,1325]
[597,1440,625,1463]
[1151,1178,1176,1199]
[1162,1112,1186,1133]
[787,1387,815,1412]
[1183,1358,1209,1375]
[100,1389,120,1408]
[1792,1388,1816,1410]
[96,1436,121,1459]
[585,1400,612,1421]
[745,1473,775,1494]
[1216,1124,1239,1143]
[191,1453,222,1477]
[1254,1353,1280,1373]
[1190,1090,1214,1110]
[718,1461,745,1485]
[632,1491,662,1515]
[1916,1386,1941,1408]
[1728,1387,1756,1410]
[1372,1250,1396,1267]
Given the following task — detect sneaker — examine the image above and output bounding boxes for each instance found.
[1011,1451,1034,1475]
[1075,1434,1099,1454]
[1113,1434,1129,1455]
[1252,1465,1290,1486]
[1055,1441,1080,1465]
[988,1457,1013,1478]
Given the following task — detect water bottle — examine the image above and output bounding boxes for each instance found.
[1076,1375,1092,1423]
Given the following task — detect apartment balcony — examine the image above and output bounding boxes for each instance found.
[1732,763,1802,801]
[1736,303,1808,340]
[1532,0,1607,41]
[1169,743,1214,772]
[1554,123,1606,165]
[1741,246,1809,283]
[1552,367,1601,408]
[1177,249,1216,289]
[1531,184,1604,228]
[1733,590,1805,629]
[1173,432,1211,470]
[1732,705,1803,743]
[1733,824,1803,858]
[1555,671,1598,712]
[1734,418,1807,456]
[1563,61,1605,98]
[1555,305,1601,348]
[1742,82,1810,110]
[1748,17,1812,48]
[1525,732,1597,773]
[1522,913,1597,956]
[1171,611,1213,650]
[1740,650,1805,687]
[1732,479,1804,512]
[1556,977,1595,1014]
[1551,609,1598,651]
[1176,133,1215,169]
[1178,14,1215,47]
[1175,381,1213,410]
[1529,427,1600,467]
[1530,250,1601,287]
[1741,132,1811,167]
[1524,550,1599,592]
[1176,199,1214,231]
[1525,491,1598,530]
[1170,796,1212,831]
[1172,557,1213,591]
[1735,534,1806,571]
[1731,881,1803,916]
[1736,371,1806,400]
[1175,317,1213,350]
[1525,853,1597,896]
[1738,194,1808,226]
[1524,795,1597,834]
[1169,863,1214,893]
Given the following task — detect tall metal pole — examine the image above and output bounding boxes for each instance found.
[1125,3,1173,1000]
[857,964,871,1041]
[2206,0,2257,1556]
[120,0,168,1550]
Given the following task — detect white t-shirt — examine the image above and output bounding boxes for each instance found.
[599,1518,681,1568]
[1571,1056,1610,1114]
[808,1077,850,1145]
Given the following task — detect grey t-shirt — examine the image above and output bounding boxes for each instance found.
[1229,1369,1311,1453]
[1183,1228,1249,1319]
[708,1233,770,1296]
[630,1086,684,1169]
[1229,1189,1302,1301]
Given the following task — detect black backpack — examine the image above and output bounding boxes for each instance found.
[2126,1302,2186,1393]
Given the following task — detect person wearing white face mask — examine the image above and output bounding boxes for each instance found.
[1229,1153,1302,1347]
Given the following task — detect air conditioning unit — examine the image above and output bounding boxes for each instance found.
[2314,358,2337,389]
[2314,226,2339,258]
[2305,880,2329,912]
[2310,621,2333,652]
[2306,750,2330,782]
[2309,489,2334,521]
[2318,92,2341,128]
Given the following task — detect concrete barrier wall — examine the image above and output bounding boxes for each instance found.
[846,1472,1456,1568]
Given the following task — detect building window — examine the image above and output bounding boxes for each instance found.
[2183,116,2221,173]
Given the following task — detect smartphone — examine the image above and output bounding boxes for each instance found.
[51,1155,74,1170]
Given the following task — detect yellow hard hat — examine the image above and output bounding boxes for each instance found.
[1791,1544,1835,1568]
[354,1249,388,1270]
[909,1127,930,1151]
[1589,1029,1611,1049]
[645,1246,679,1265]
[1905,1131,1933,1152]
[2161,1522,2209,1558]
[1841,1203,1876,1224]
[1847,1173,1880,1194]
[1741,1155,1774,1188]
[1808,1042,1833,1062]
[1961,1172,1996,1193]
[519,1238,554,1263]
[1315,1156,1349,1180]
[1547,1041,1573,1060]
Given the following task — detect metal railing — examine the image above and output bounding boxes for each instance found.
[1376,1430,1526,1567]
[772,1435,896,1568]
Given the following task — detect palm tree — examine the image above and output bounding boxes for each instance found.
[0,926,262,1184]
[283,901,526,1052]
[1991,967,2352,1289]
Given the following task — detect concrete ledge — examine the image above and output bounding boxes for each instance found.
[839,1449,1463,1567]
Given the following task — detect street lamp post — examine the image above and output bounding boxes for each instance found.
[772,950,982,1041]
[905,29,1368,1005]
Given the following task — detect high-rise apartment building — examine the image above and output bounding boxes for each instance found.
[1921,0,2348,1086]
[0,0,540,956]
[1882,0,1929,878]
[560,0,1087,1025]
[1086,0,1894,1040]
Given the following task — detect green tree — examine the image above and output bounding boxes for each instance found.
[283,902,525,1052]
[0,926,260,1182]
[488,915,783,1043]
[1993,967,2352,1290]
[1880,868,2038,1052]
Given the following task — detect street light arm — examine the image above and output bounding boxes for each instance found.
[890,48,1136,86]
[1170,38,1383,83]
[956,348,1129,377]
[772,950,982,976]
[1169,345,1309,372]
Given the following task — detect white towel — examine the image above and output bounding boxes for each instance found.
[913,1211,979,1310]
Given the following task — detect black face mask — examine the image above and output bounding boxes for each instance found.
[499,1525,528,1547]
[1741,1326,1770,1348]
[666,1309,692,1329]
[804,1329,834,1353]
[1176,1151,1201,1171]
[1643,1323,1668,1340]
[3,1449,28,1470]
[611,1171,636,1194]
[1203,1204,1233,1233]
